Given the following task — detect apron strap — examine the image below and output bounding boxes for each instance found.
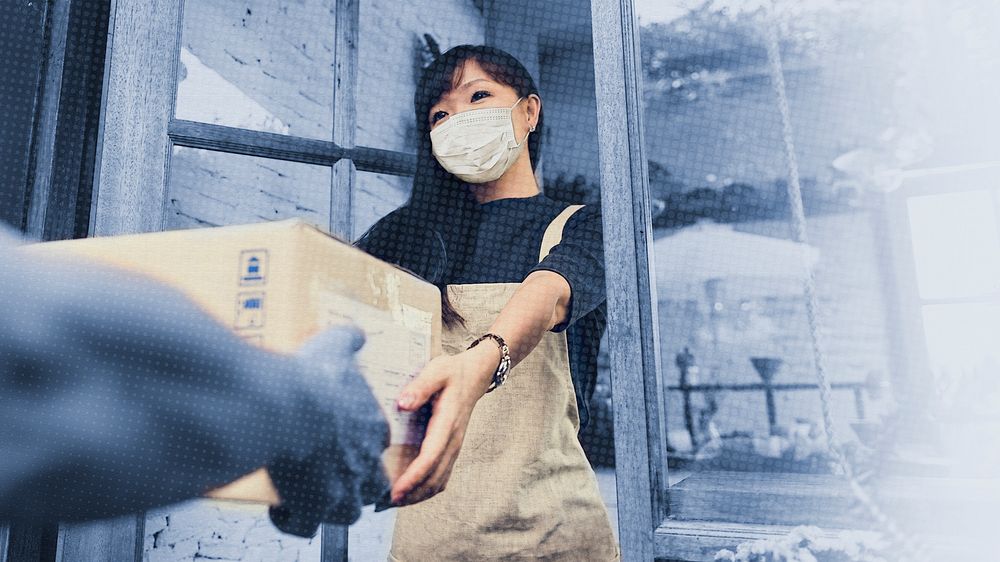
[538,204,585,262]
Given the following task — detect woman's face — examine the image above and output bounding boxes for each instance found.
[427,59,539,141]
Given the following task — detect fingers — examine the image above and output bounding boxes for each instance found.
[397,363,448,412]
[394,436,464,506]
[390,402,452,501]
[390,393,468,503]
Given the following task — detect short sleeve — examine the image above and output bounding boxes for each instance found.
[528,204,606,332]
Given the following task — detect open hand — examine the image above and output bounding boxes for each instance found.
[389,343,500,505]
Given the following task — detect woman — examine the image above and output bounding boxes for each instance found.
[356,44,619,561]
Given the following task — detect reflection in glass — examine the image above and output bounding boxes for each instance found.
[175,1,335,140]
[635,0,902,480]
[165,147,331,230]
[907,189,1000,300]
[356,0,485,153]
[634,0,1000,554]
[922,302,1000,385]
[144,502,319,561]
[352,171,411,240]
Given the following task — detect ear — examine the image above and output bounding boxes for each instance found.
[526,93,542,130]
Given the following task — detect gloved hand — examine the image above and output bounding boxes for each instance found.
[266,325,392,537]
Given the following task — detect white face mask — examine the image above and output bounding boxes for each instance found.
[430,97,533,184]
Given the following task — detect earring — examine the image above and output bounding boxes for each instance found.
[529,124,536,132]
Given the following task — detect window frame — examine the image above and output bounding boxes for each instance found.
[885,163,1000,411]
[91,0,418,240]
[590,1,668,560]
[1,0,113,557]
[589,1,987,560]
[65,0,413,560]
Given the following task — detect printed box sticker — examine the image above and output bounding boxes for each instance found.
[239,249,268,286]
[235,292,266,329]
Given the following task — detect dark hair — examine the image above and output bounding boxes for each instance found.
[355,45,544,327]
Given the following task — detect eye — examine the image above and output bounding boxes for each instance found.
[431,110,447,124]
[471,90,491,102]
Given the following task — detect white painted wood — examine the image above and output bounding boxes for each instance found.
[63,0,179,557]
[57,518,143,562]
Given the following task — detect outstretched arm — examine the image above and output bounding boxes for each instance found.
[0,229,389,536]
[389,269,571,505]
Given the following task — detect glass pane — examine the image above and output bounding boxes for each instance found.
[922,302,1000,381]
[175,1,335,139]
[637,0,885,461]
[349,501,395,561]
[166,146,331,229]
[355,0,485,153]
[352,171,411,240]
[145,501,320,561]
[907,189,1000,299]
[633,0,927,535]
[156,148,331,560]
[635,0,1000,551]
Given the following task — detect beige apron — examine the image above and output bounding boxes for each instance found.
[389,205,621,561]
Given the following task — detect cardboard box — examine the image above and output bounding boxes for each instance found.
[24,219,440,504]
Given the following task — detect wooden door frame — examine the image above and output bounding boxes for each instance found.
[591,0,669,559]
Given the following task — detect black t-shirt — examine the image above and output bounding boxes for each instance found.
[447,193,606,430]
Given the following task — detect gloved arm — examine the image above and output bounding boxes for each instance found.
[0,227,390,531]
[266,328,392,537]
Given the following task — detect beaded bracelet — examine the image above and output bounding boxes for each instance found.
[467,333,511,393]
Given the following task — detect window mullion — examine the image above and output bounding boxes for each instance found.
[328,0,360,241]
[348,146,417,177]
[168,119,346,166]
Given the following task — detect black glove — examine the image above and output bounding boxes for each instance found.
[266,326,391,537]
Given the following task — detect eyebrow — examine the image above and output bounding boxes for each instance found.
[454,78,490,91]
